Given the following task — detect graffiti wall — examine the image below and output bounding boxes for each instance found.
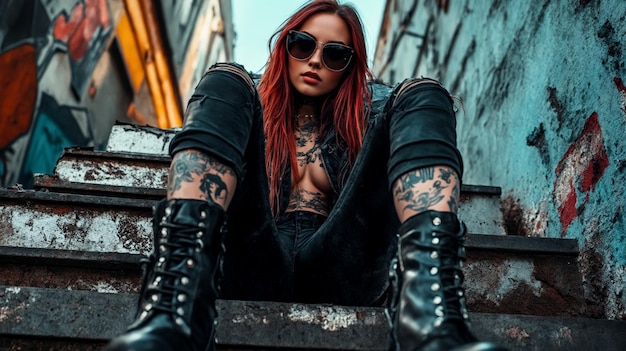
[373,0,626,318]
[0,0,115,188]
[0,0,233,188]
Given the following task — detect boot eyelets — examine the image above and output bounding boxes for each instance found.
[178,294,187,303]
[159,245,167,253]
[432,217,441,226]
[431,283,440,291]
[198,222,206,228]
[430,251,439,259]
[434,317,444,327]
[140,311,148,320]
[197,231,203,238]
[200,211,207,219]
[187,259,195,268]
[181,277,189,285]
[161,228,168,237]
[165,207,172,216]
[432,237,440,245]
[435,306,445,317]
[145,303,153,311]
[151,294,159,302]
[175,317,184,326]
[430,267,438,275]
[433,296,442,304]
[177,307,185,316]
[457,290,464,297]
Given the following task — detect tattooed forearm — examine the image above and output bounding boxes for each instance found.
[447,182,459,213]
[200,173,229,202]
[393,167,459,215]
[167,150,235,202]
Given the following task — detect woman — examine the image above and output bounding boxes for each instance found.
[104,1,507,351]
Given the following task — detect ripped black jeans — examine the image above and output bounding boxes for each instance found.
[168,62,463,306]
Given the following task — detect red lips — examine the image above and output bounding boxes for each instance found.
[302,71,321,81]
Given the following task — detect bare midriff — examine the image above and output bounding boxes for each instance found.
[285,112,331,217]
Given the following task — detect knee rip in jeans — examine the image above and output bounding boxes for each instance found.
[204,62,256,95]
[392,77,446,108]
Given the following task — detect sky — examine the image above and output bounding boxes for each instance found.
[231,0,387,74]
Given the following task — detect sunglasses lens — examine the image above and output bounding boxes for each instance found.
[323,44,353,71]
[287,32,316,60]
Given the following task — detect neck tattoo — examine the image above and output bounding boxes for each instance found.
[295,113,317,122]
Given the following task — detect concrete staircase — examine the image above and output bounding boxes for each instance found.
[1,123,624,350]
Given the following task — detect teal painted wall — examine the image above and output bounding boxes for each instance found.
[373,0,626,319]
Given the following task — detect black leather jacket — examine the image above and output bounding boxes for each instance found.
[222,77,400,306]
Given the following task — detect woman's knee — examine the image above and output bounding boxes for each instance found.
[386,77,463,187]
[169,62,260,179]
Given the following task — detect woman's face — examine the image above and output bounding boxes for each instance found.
[288,13,352,97]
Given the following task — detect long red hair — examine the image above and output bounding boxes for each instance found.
[258,0,373,215]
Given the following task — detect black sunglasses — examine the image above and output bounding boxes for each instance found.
[286,30,354,72]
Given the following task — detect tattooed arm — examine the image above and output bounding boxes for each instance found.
[167,149,237,210]
[392,166,460,222]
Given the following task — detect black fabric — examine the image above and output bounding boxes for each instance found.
[168,62,463,306]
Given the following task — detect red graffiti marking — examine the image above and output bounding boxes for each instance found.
[53,0,110,61]
[614,77,625,93]
[616,77,626,115]
[0,44,37,149]
[554,112,609,236]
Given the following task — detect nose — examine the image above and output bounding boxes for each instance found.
[308,44,323,68]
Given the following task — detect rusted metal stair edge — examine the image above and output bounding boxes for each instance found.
[0,188,156,210]
[33,175,166,200]
[1,286,625,351]
[0,246,141,270]
[59,147,172,164]
[54,148,503,196]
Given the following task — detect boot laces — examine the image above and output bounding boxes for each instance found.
[142,222,204,317]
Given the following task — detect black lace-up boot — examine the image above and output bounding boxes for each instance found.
[387,211,509,351]
[104,199,226,351]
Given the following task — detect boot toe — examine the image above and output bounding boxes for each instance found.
[451,341,510,351]
[103,328,184,351]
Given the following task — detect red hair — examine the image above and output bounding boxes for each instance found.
[258,0,373,215]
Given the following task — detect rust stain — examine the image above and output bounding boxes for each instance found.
[505,326,530,340]
[1,264,140,294]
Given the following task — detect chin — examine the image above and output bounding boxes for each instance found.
[295,85,331,98]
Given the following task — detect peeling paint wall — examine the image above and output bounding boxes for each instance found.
[373,0,626,319]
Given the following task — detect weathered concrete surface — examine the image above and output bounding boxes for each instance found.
[0,247,141,294]
[106,123,177,156]
[373,0,626,319]
[0,190,153,255]
[53,148,170,189]
[1,286,625,351]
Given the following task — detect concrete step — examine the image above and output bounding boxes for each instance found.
[0,238,584,318]
[0,185,584,317]
[105,122,177,156]
[0,286,624,351]
[44,148,508,236]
